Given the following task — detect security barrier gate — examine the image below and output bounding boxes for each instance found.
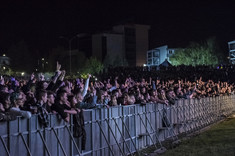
[0,95,235,156]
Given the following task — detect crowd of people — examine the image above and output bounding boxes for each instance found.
[0,63,234,123]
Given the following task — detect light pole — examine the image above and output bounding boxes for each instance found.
[60,33,86,75]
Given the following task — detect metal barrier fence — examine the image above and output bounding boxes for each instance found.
[0,95,235,156]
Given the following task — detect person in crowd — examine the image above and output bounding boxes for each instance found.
[0,93,12,111]
[9,91,32,118]
[109,94,118,106]
[149,89,168,104]
[166,89,178,105]
[51,90,78,122]
[35,89,49,126]
[46,91,55,113]
[0,102,17,122]
[68,95,79,110]
[74,86,97,109]
[97,89,110,106]
[126,93,136,105]
[158,89,169,105]
[0,63,234,123]
[0,92,17,122]
[23,90,36,112]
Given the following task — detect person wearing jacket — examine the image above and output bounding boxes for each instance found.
[9,91,32,119]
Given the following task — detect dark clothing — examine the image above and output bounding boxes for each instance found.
[177,94,187,99]
[22,79,34,93]
[44,103,52,113]
[73,109,86,150]
[166,96,176,105]
[0,111,17,121]
[76,96,97,109]
[22,98,36,111]
[51,103,71,120]
[36,103,49,127]
[51,102,87,150]
[46,82,55,91]
[50,80,64,92]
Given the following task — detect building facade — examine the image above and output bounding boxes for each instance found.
[228,40,235,64]
[0,54,10,72]
[92,24,150,66]
[147,45,176,66]
[92,33,125,63]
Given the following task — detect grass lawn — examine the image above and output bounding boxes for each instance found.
[162,116,235,156]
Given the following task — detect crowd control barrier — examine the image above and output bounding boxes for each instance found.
[0,95,235,156]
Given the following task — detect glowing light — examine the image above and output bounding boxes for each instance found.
[21,72,25,76]
[42,58,45,61]
[3,54,6,57]
[3,66,5,70]
[143,64,147,67]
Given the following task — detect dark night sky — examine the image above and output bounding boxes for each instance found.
[0,0,235,54]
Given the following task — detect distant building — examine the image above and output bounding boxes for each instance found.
[92,24,150,66]
[92,32,125,62]
[0,54,10,71]
[228,40,235,64]
[147,45,177,66]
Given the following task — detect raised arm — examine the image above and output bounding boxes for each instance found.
[82,74,91,97]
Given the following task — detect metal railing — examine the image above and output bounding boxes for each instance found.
[0,95,235,156]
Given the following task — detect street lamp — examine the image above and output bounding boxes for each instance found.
[59,33,86,75]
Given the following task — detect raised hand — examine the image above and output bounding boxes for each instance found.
[60,70,66,81]
[76,78,80,85]
[38,73,45,81]
[165,100,169,105]
[0,75,4,85]
[30,73,35,80]
[56,61,61,71]
[178,79,181,84]
[88,74,91,78]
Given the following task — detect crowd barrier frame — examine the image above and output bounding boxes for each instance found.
[0,95,235,156]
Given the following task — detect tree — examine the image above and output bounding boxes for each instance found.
[170,38,220,66]
[103,53,128,67]
[82,57,104,75]
[72,51,87,72]
[103,53,115,67]
[7,40,36,72]
[47,46,66,72]
[113,55,129,66]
